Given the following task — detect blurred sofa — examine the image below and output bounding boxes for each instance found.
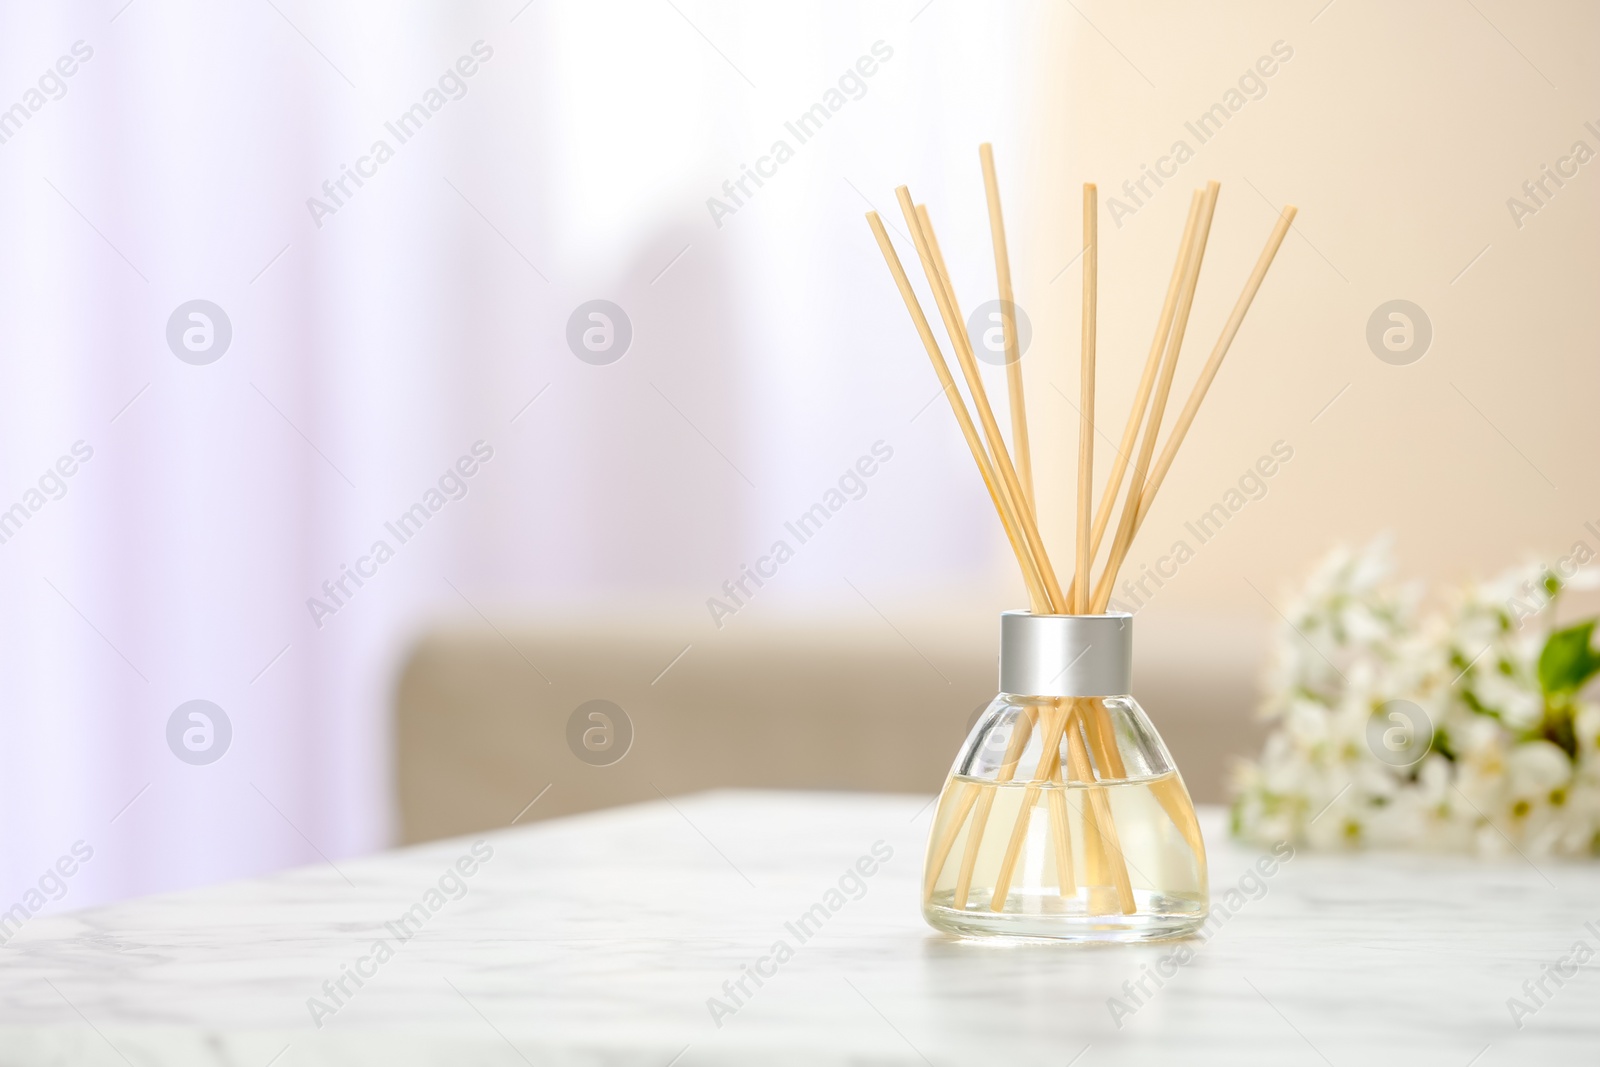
[394,611,1268,844]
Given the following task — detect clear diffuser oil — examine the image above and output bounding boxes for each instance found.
[924,770,1206,941]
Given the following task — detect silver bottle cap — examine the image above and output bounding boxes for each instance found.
[998,611,1132,697]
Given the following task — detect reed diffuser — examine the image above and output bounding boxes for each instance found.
[866,147,1295,941]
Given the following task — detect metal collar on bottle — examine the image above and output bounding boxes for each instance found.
[998,611,1132,697]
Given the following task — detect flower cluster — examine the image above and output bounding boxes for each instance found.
[1231,536,1600,857]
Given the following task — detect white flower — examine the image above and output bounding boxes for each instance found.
[1231,541,1595,859]
[1506,741,1571,798]
[1567,567,1600,591]
[1474,669,1543,731]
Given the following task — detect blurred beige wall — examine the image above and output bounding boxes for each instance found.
[1008,0,1598,622]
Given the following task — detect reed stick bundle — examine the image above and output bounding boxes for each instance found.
[867,145,1296,919]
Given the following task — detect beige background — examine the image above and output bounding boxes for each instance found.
[1008,0,1598,626]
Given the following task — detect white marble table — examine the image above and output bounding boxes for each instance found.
[1,790,1596,1065]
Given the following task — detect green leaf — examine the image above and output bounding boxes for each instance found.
[1539,620,1600,695]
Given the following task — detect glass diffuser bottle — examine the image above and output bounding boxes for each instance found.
[923,612,1208,941]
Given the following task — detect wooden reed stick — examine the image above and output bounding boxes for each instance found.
[1149,774,1208,874]
[914,200,1062,612]
[1094,697,1203,870]
[1072,724,1106,891]
[1082,695,1192,897]
[988,789,1036,910]
[952,706,1036,908]
[1067,191,1203,606]
[1047,741,1076,897]
[1129,206,1299,536]
[988,701,1071,911]
[865,212,1053,615]
[995,699,1082,904]
[915,206,1057,612]
[1085,695,1128,780]
[1074,184,1097,614]
[923,782,979,898]
[988,694,1134,913]
[897,188,1067,613]
[1081,693,1202,867]
[1093,199,1297,611]
[978,144,1033,510]
[953,791,996,909]
[1092,182,1219,612]
[1065,706,1135,914]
